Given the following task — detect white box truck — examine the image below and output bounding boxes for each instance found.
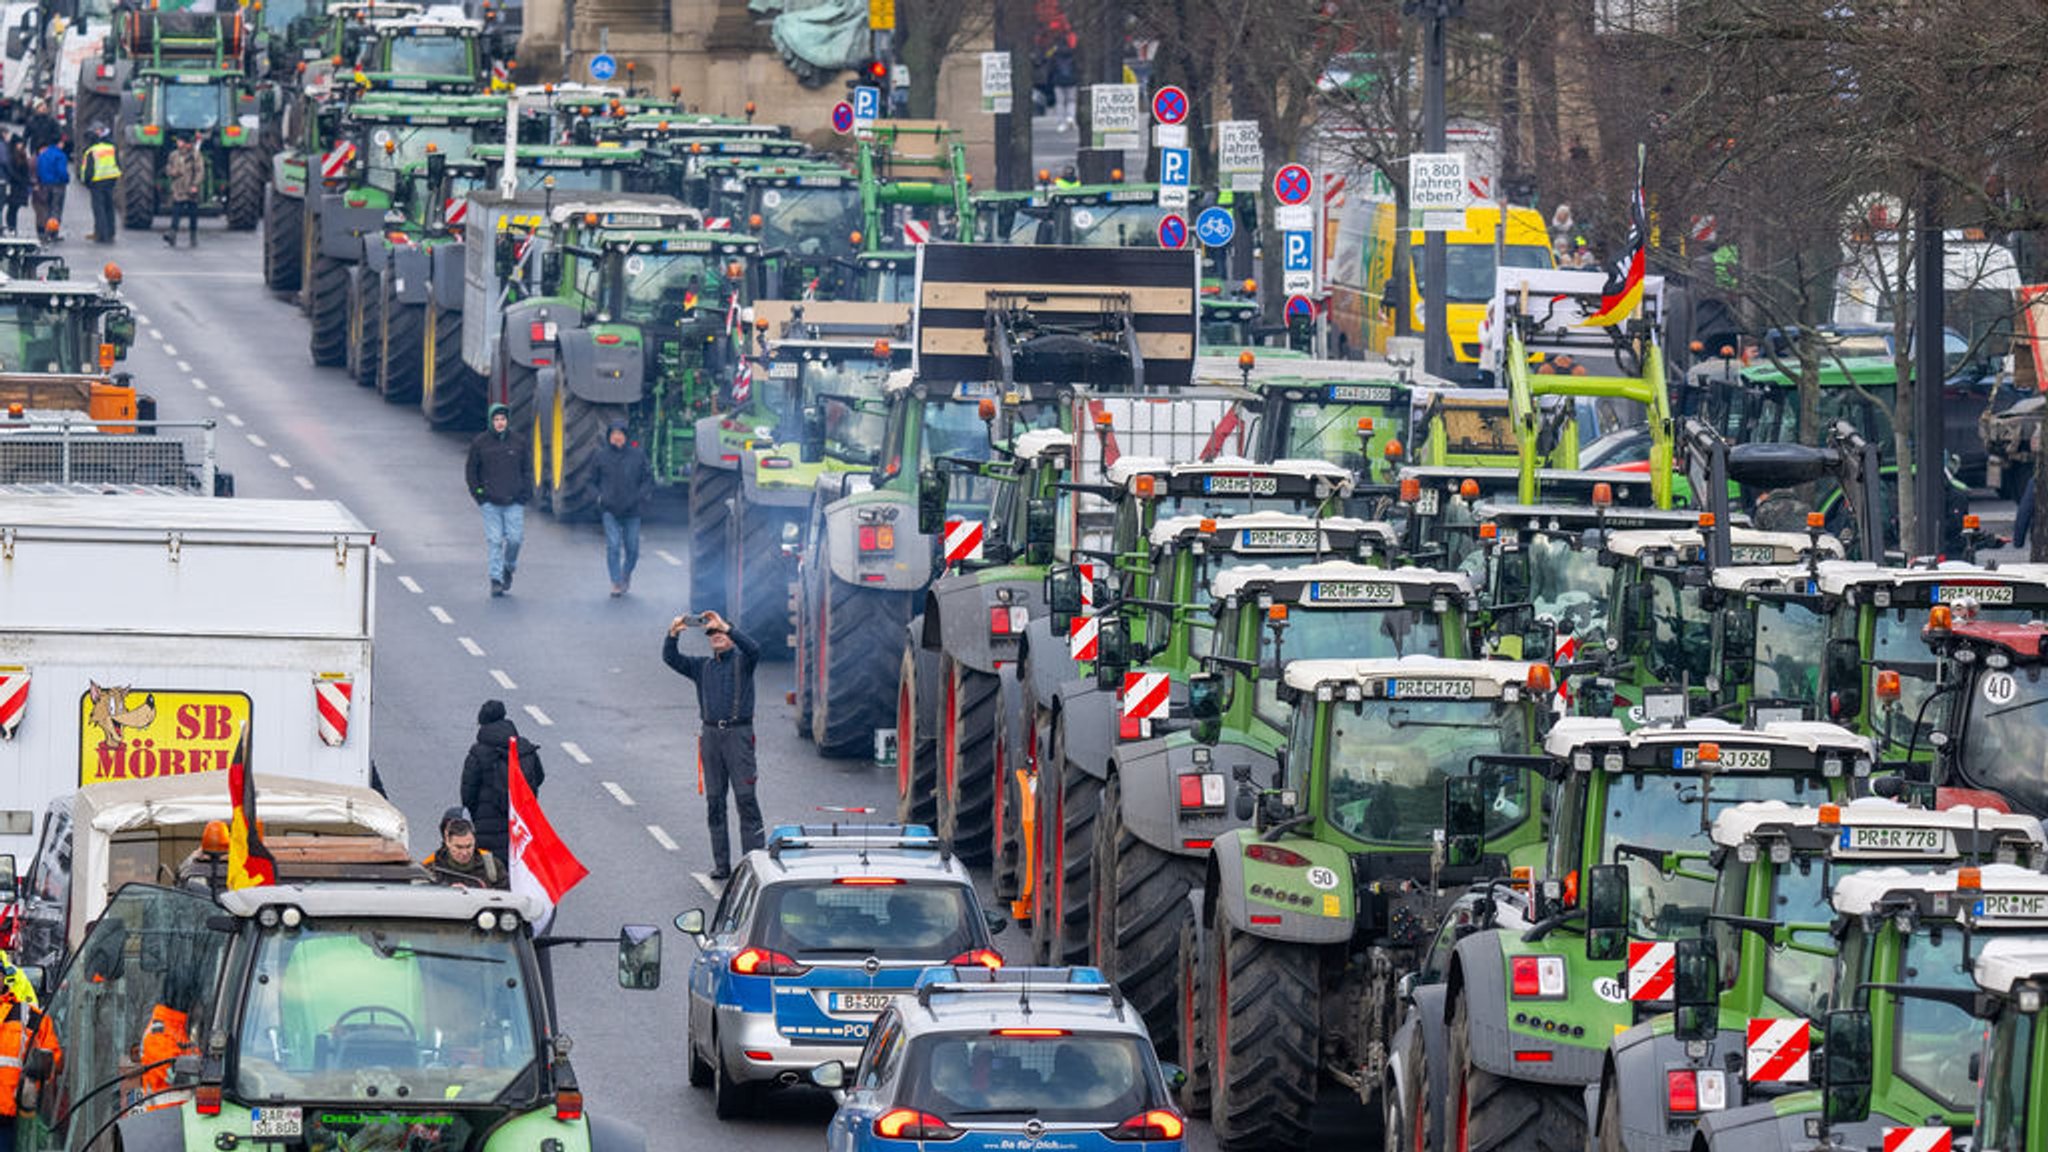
[0,495,375,862]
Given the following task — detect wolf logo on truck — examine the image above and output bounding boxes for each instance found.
[77,687,251,785]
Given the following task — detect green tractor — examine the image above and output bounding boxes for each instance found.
[349,14,484,93]
[502,211,759,518]
[1179,657,1558,1148]
[1691,866,2048,1151]
[856,120,971,252]
[1413,717,1865,1152]
[1588,799,2043,1152]
[743,163,865,301]
[1965,928,2048,1152]
[111,9,264,231]
[688,299,911,655]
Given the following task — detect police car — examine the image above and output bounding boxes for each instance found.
[813,966,1187,1152]
[675,823,1007,1117]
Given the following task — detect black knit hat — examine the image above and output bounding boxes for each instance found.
[478,699,507,724]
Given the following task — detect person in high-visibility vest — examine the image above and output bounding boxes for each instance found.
[81,123,120,244]
[0,949,35,1152]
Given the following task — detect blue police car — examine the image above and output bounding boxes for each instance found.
[813,966,1187,1151]
[676,823,1006,1118]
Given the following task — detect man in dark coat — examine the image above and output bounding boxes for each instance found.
[464,403,532,597]
[662,610,761,879]
[590,420,653,596]
[460,699,545,860]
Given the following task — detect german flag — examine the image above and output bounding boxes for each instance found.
[1585,147,1648,328]
[226,725,276,890]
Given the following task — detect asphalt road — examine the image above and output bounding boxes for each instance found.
[86,192,1369,1152]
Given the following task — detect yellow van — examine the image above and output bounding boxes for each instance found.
[1338,202,1554,366]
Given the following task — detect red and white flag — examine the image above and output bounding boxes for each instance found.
[508,737,588,933]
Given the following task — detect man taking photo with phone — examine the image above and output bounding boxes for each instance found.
[663,609,763,880]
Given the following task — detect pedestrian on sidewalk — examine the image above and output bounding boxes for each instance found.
[162,134,202,247]
[590,419,652,596]
[460,700,545,861]
[5,137,30,236]
[422,806,507,889]
[81,123,118,243]
[32,136,66,239]
[464,403,531,596]
[662,609,762,880]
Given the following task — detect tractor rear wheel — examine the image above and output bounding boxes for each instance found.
[225,148,262,230]
[119,146,158,230]
[262,185,301,292]
[307,256,349,367]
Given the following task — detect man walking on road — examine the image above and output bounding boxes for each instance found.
[82,124,119,244]
[465,403,531,596]
[461,700,544,860]
[163,134,202,246]
[32,137,66,239]
[591,419,652,596]
[663,610,762,880]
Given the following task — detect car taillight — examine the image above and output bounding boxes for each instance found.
[859,525,894,552]
[730,947,809,977]
[1177,773,1225,810]
[990,605,1028,635]
[1665,1067,1726,1113]
[1108,1110,1185,1141]
[950,949,1003,969]
[1245,843,1310,868]
[874,1109,962,1141]
[1509,955,1566,998]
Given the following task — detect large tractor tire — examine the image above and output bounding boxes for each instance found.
[225,148,263,230]
[503,360,540,443]
[894,644,940,826]
[347,272,380,387]
[421,305,484,430]
[792,559,818,739]
[809,573,904,758]
[1032,719,1101,967]
[990,682,1028,904]
[74,92,118,153]
[937,659,1000,865]
[119,146,158,230]
[1174,910,1212,1117]
[1446,991,1586,1152]
[307,255,349,367]
[1209,896,1319,1151]
[1092,773,1201,1047]
[378,291,425,405]
[550,393,618,521]
[687,461,735,618]
[262,186,301,292]
[729,507,797,658]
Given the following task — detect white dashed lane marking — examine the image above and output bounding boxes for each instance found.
[245,433,266,447]
[656,549,681,567]
[206,395,224,408]
[224,414,242,427]
[397,575,422,594]
[458,636,485,657]
[603,782,635,806]
[522,704,553,727]
[561,742,591,765]
[268,454,290,469]
[293,476,315,490]
[375,547,394,565]
[648,826,679,852]
[428,605,453,624]
[490,669,517,691]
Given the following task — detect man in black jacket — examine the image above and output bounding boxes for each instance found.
[465,404,532,597]
[460,700,545,860]
[591,420,653,596]
[663,610,761,879]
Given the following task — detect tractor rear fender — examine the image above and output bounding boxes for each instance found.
[1017,617,1077,714]
[501,298,571,370]
[271,151,306,196]
[822,495,930,591]
[318,195,383,260]
[738,452,813,507]
[558,327,644,404]
[922,571,1039,674]
[1050,682,1115,783]
[389,245,433,304]
[1206,827,1352,944]
[427,241,464,309]
[1115,738,1270,856]
[1602,1022,1754,1148]
[694,414,732,470]
[109,1099,183,1152]
[1691,1098,1818,1152]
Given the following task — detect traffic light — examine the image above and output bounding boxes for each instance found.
[847,58,892,99]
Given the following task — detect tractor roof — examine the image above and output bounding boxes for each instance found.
[1543,716,1873,758]
[1712,797,2044,851]
[1210,560,1471,602]
[1280,655,1543,697]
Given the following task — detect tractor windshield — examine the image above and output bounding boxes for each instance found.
[817,392,888,466]
[1599,770,1822,939]
[1711,857,1882,1017]
[0,301,89,372]
[161,82,225,132]
[1977,1008,2037,1152]
[754,186,859,258]
[614,250,724,325]
[1324,699,1530,845]
[370,125,478,177]
[1252,605,1445,721]
[263,0,311,27]
[1750,599,1826,708]
[517,165,620,194]
[1641,570,1712,685]
[1274,399,1407,473]
[232,918,539,1104]
[1069,203,1168,248]
[1517,537,1610,634]
[384,34,471,77]
[1957,663,2048,814]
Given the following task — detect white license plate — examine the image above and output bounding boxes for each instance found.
[1205,475,1279,496]
[1328,385,1394,403]
[1730,545,1776,564]
[1940,584,2015,604]
[251,1107,303,1138]
[830,991,892,1013]
[1241,529,1318,549]
[1681,746,1771,770]
[1415,488,1440,516]
[1390,678,1474,700]
[1839,826,1951,855]
[1309,581,1398,604]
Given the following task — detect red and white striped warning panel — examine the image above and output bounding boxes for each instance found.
[315,678,353,747]
[1069,616,1099,661]
[1078,563,1098,611]
[1744,1018,1810,1083]
[706,216,732,231]
[904,219,931,246]
[1882,1129,1952,1152]
[444,198,469,226]
[1625,941,1674,1001]
[321,140,357,179]
[943,518,985,566]
[1122,672,1169,721]
[490,61,510,84]
[731,360,753,404]
[0,671,26,740]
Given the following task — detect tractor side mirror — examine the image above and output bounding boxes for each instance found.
[1672,937,1720,1042]
[1824,638,1862,721]
[1093,618,1130,691]
[1025,497,1055,562]
[6,27,28,59]
[539,251,562,294]
[916,470,948,536]
[104,310,135,355]
[1821,1009,1873,1125]
[617,924,662,990]
[1443,775,1484,868]
[1583,863,1628,961]
[1188,673,1221,746]
[1047,566,1082,632]
[799,405,824,464]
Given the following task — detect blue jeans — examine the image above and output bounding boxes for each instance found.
[603,511,640,586]
[481,502,524,583]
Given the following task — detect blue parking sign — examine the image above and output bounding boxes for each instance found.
[853,86,882,124]
[1159,147,1190,188]
[1283,230,1312,272]
[1195,206,1235,248]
